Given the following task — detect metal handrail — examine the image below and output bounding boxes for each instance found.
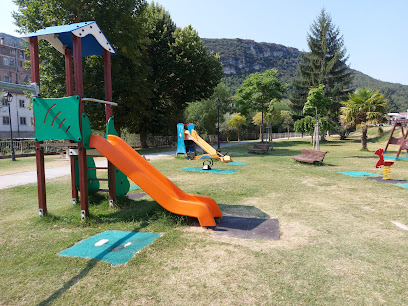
[82,97,118,106]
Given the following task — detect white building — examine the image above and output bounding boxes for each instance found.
[0,36,34,139]
[0,88,34,139]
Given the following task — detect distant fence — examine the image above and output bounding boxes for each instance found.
[0,139,66,156]
[0,132,307,156]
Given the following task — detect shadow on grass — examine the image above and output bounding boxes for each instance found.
[218,203,270,218]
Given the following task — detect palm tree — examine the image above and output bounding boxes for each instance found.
[340,88,388,150]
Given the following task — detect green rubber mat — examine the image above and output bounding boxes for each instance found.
[179,167,237,174]
[340,171,381,177]
[383,156,408,161]
[59,230,161,266]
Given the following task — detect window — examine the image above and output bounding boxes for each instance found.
[4,76,10,82]
[10,59,15,66]
[3,58,8,65]
[3,116,10,125]
[19,61,23,67]
[19,100,25,108]
[31,117,34,126]
[19,51,24,59]
[10,49,16,55]
[20,117,27,125]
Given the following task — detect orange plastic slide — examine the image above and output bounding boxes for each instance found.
[184,130,231,162]
[89,135,222,226]
[185,129,218,156]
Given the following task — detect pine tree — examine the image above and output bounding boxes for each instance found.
[291,9,353,117]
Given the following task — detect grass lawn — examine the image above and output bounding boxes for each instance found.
[1,128,408,304]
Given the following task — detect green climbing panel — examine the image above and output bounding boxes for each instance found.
[33,95,82,142]
[74,156,100,193]
[81,113,92,149]
[106,117,130,197]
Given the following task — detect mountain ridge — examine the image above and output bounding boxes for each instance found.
[202,38,408,112]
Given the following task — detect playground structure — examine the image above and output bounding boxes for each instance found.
[384,118,408,159]
[375,148,394,180]
[19,22,221,226]
[176,123,232,163]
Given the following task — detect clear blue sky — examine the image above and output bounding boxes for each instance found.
[1,0,407,85]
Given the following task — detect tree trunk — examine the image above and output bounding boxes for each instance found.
[140,125,148,149]
[238,127,240,142]
[261,106,264,142]
[259,125,262,140]
[361,126,368,150]
[287,126,290,139]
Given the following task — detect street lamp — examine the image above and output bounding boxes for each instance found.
[4,92,16,161]
[216,99,220,150]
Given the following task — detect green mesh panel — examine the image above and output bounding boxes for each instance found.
[33,95,82,142]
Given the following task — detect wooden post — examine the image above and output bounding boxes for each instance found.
[30,37,46,216]
[104,49,116,206]
[73,34,88,218]
[65,47,78,205]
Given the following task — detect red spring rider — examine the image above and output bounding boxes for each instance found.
[374,148,394,180]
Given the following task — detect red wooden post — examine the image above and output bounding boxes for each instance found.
[73,34,89,218]
[65,48,78,204]
[104,49,116,205]
[30,37,46,216]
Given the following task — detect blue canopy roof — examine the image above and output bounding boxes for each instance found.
[21,21,115,57]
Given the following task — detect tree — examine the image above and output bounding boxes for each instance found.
[340,88,388,150]
[220,113,234,142]
[294,116,315,138]
[184,83,231,136]
[291,9,353,117]
[13,0,151,134]
[236,69,287,141]
[138,4,223,147]
[252,112,263,139]
[228,113,246,141]
[280,110,293,138]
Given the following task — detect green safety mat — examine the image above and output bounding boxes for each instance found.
[340,171,381,177]
[179,167,236,174]
[59,230,161,266]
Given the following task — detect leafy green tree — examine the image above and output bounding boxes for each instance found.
[236,69,287,141]
[291,9,353,116]
[303,84,332,119]
[138,4,223,147]
[228,113,246,141]
[294,115,318,144]
[184,83,231,135]
[340,88,388,150]
[280,110,293,137]
[13,0,151,134]
[252,112,263,139]
[219,113,234,142]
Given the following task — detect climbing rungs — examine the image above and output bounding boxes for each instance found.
[88,167,108,170]
[98,189,109,192]
[90,178,108,181]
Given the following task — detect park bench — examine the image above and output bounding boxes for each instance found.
[293,149,328,164]
[248,143,270,154]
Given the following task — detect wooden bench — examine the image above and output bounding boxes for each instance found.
[248,143,270,154]
[293,149,328,164]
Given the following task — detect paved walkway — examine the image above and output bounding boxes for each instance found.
[0,140,257,190]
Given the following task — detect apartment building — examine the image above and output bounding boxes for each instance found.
[0,36,34,139]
